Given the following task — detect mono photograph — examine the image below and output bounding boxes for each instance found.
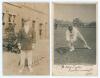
[53,3,97,75]
[3,2,49,75]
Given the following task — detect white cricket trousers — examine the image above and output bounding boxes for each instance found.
[20,50,33,68]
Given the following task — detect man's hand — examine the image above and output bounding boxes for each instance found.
[84,44,91,49]
[18,43,21,50]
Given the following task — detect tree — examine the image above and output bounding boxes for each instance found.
[5,23,17,52]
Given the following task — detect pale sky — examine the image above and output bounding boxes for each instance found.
[10,2,49,14]
[54,4,96,22]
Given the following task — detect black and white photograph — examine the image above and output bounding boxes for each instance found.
[3,2,49,75]
[53,3,97,75]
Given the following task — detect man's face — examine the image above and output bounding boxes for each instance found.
[68,26,73,32]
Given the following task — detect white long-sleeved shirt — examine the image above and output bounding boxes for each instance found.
[66,27,85,43]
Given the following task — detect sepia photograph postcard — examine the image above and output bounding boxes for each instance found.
[53,3,97,76]
[2,2,49,75]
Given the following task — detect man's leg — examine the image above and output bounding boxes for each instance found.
[19,50,26,72]
[27,50,33,72]
[68,41,75,52]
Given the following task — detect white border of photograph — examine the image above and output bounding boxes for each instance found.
[0,0,50,78]
[52,2,97,76]
[52,0,99,78]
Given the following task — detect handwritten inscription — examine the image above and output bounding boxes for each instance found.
[61,65,93,75]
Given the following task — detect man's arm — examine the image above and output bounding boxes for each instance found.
[17,30,22,50]
[78,30,91,49]
[66,30,70,42]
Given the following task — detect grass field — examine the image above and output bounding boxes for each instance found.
[54,27,96,65]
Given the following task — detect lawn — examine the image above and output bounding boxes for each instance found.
[54,27,96,65]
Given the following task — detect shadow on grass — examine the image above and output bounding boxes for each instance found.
[55,47,69,54]
[55,47,92,54]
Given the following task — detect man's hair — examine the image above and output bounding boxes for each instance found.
[68,26,73,33]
